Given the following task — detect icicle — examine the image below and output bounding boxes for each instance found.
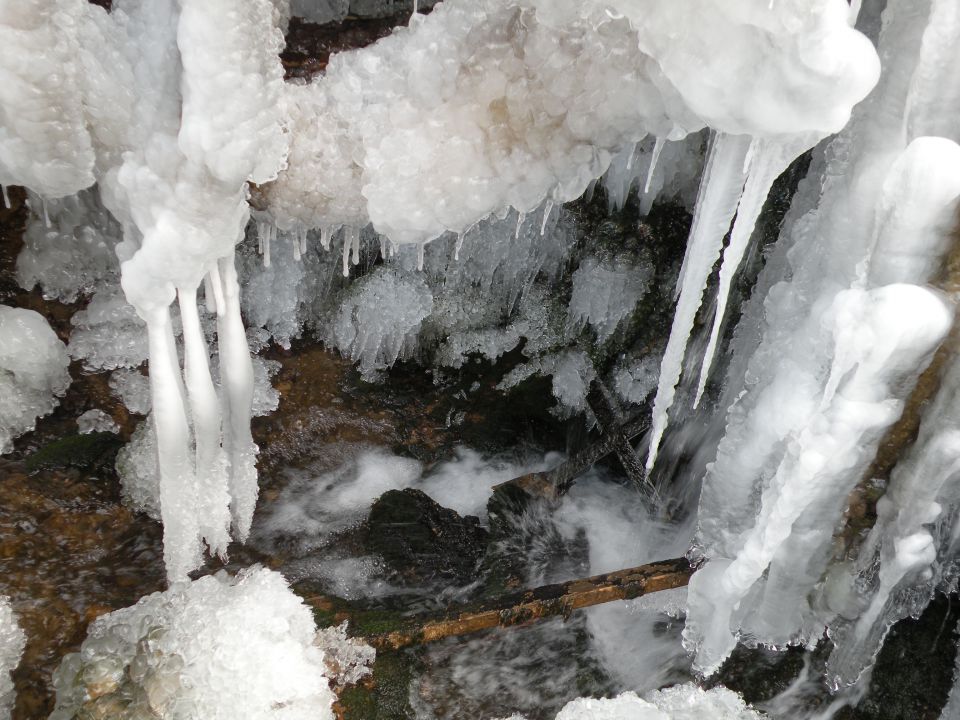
[202,272,218,314]
[644,137,665,193]
[540,200,554,236]
[207,264,226,317]
[454,232,464,261]
[341,230,351,277]
[215,253,258,541]
[1,185,8,209]
[379,235,388,260]
[298,224,307,256]
[646,132,752,472]
[320,225,332,251]
[693,136,812,408]
[585,178,598,203]
[417,242,425,271]
[144,305,200,581]
[626,143,637,171]
[848,0,862,26]
[41,197,50,228]
[515,211,525,239]
[351,227,361,266]
[256,219,274,268]
[177,285,231,558]
[292,234,301,262]
[412,0,418,17]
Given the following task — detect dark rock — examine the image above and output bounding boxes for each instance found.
[24,432,123,473]
[364,488,488,586]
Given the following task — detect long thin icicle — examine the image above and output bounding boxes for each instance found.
[177,285,231,558]
[645,132,751,472]
[693,136,813,407]
[145,305,200,581]
[215,253,258,541]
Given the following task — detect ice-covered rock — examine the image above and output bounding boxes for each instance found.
[116,414,161,520]
[0,305,71,454]
[77,409,120,435]
[0,597,25,720]
[68,288,149,371]
[49,567,336,720]
[109,369,152,415]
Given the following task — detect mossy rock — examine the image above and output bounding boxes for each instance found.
[24,432,123,473]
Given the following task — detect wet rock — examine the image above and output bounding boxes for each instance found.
[364,488,488,586]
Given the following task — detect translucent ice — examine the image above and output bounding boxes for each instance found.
[568,254,653,344]
[16,188,122,304]
[77,409,119,435]
[685,0,960,675]
[0,597,25,720]
[330,266,433,379]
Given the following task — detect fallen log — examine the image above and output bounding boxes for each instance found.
[347,556,693,651]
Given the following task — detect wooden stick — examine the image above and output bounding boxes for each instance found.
[358,556,693,651]
[488,414,651,508]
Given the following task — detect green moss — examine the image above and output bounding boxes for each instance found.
[339,651,420,720]
[25,432,123,473]
[350,609,411,638]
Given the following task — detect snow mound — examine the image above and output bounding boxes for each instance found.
[49,567,336,720]
[555,685,763,720]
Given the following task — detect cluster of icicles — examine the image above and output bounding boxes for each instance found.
[0,0,876,584]
[13,0,960,695]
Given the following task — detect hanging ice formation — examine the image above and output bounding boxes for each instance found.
[684,0,960,678]
[0,0,878,582]
[0,0,289,580]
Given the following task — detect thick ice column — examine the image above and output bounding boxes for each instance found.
[216,253,259,540]
[645,133,751,472]
[144,305,202,581]
[819,140,960,686]
[685,0,953,673]
[901,0,960,144]
[177,285,231,558]
[686,284,951,674]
